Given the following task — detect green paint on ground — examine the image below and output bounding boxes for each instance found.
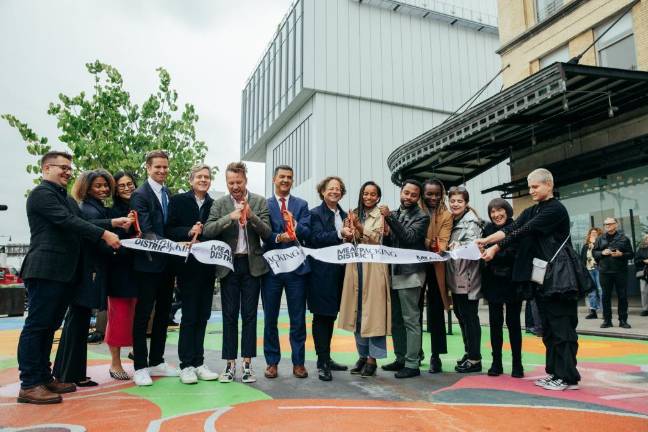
[122,377,271,418]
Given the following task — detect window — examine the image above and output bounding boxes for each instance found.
[271,116,312,186]
[536,0,563,22]
[539,44,569,68]
[595,13,637,70]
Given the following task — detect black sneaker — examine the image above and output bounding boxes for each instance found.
[328,359,348,371]
[350,358,367,374]
[600,321,613,328]
[456,354,468,366]
[395,367,420,379]
[455,360,482,373]
[381,360,405,371]
[640,310,648,317]
[428,357,442,374]
[619,321,632,329]
[585,310,597,319]
[360,362,377,378]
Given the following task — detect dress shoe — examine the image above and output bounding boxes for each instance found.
[381,360,405,371]
[395,367,420,379]
[328,359,348,371]
[619,321,632,329]
[640,310,648,316]
[45,379,77,394]
[264,364,278,379]
[455,360,482,373]
[318,364,332,382]
[87,331,103,344]
[600,321,613,328]
[293,365,308,378]
[487,363,503,377]
[75,378,98,387]
[17,385,62,404]
[585,310,597,319]
[456,354,468,366]
[350,358,367,374]
[428,357,442,374]
[360,362,377,378]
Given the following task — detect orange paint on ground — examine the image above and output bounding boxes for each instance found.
[214,399,648,432]
[515,337,648,357]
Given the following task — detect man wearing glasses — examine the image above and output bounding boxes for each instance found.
[17,151,123,404]
[593,217,634,329]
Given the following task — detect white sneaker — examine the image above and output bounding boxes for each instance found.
[180,367,198,384]
[148,362,180,377]
[219,362,235,383]
[133,368,153,386]
[241,362,256,383]
[534,375,555,387]
[541,378,580,391]
[195,365,219,381]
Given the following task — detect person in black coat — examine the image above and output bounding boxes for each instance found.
[307,176,354,381]
[481,198,523,378]
[17,153,123,404]
[53,169,129,387]
[165,164,219,384]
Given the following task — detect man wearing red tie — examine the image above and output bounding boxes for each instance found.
[262,165,311,379]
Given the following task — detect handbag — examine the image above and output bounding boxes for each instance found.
[531,235,570,285]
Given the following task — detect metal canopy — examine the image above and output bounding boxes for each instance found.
[387,62,648,187]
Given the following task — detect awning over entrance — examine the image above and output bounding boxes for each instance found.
[387,62,648,188]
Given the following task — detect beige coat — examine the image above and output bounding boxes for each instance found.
[338,206,391,337]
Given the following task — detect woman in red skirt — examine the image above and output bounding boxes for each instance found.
[106,171,139,380]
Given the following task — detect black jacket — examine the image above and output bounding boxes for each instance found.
[634,245,648,276]
[592,230,634,274]
[482,220,517,303]
[306,201,347,316]
[385,204,429,276]
[107,199,138,297]
[165,191,215,279]
[130,181,170,273]
[21,181,109,283]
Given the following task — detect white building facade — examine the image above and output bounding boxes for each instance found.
[241,0,508,212]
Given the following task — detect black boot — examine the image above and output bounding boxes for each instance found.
[318,363,332,382]
[585,310,597,319]
[511,361,524,378]
[360,362,377,378]
[350,358,367,375]
[428,356,442,374]
[488,351,502,376]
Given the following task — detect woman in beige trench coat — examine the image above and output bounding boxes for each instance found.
[338,181,391,377]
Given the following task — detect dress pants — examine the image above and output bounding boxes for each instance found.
[453,294,481,360]
[17,279,72,389]
[312,314,336,367]
[52,304,92,383]
[488,300,522,365]
[600,271,628,322]
[220,257,260,361]
[132,271,174,370]
[537,298,580,384]
[391,286,422,369]
[426,268,447,357]
[261,272,306,366]
[177,265,216,369]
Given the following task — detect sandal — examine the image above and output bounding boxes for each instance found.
[109,369,131,380]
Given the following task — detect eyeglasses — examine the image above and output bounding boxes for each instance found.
[48,164,73,172]
[117,182,135,190]
[448,186,467,194]
[603,222,617,226]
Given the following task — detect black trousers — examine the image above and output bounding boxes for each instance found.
[18,279,72,389]
[221,257,261,360]
[453,294,481,360]
[132,271,174,370]
[177,265,216,369]
[52,304,92,383]
[600,271,628,322]
[312,314,336,367]
[488,300,522,365]
[426,268,447,357]
[537,298,580,384]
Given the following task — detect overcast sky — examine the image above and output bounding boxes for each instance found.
[0,0,293,243]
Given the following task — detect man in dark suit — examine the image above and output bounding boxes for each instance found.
[166,163,220,384]
[203,161,272,384]
[262,165,311,379]
[130,150,178,386]
[17,151,122,404]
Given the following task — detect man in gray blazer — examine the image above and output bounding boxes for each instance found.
[203,161,272,384]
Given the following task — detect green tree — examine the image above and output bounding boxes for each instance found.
[2,60,212,192]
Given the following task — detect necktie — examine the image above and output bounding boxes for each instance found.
[280,197,287,212]
[161,186,169,223]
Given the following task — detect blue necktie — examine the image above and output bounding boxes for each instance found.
[161,186,169,223]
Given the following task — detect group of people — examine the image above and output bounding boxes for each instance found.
[16,149,585,405]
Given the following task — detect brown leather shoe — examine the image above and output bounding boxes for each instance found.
[293,365,308,378]
[17,385,62,404]
[45,379,77,394]
[264,364,278,379]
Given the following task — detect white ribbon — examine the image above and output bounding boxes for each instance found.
[120,238,234,270]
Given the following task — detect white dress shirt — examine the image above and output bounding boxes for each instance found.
[147,177,165,207]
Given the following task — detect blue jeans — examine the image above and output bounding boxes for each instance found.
[587,268,601,311]
[261,272,306,366]
[18,279,72,389]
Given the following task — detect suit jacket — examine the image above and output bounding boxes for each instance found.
[265,194,311,275]
[165,191,216,278]
[203,192,272,279]
[21,181,109,283]
[107,199,138,298]
[306,201,347,316]
[130,181,169,273]
[385,205,429,276]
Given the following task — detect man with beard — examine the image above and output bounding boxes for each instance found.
[380,179,429,378]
